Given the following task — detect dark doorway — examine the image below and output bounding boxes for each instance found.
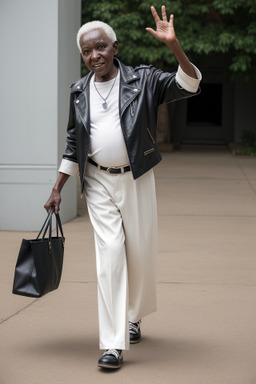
[171,81,234,145]
[187,83,222,127]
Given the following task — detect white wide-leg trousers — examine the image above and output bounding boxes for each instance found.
[84,162,158,350]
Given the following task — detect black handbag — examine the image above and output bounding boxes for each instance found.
[12,206,65,298]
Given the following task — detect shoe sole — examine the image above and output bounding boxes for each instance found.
[130,337,141,344]
[98,363,122,369]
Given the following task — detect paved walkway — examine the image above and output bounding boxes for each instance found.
[1,148,256,384]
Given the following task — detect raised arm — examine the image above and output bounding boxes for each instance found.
[146,5,197,79]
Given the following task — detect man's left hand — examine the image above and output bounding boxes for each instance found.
[146,5,176,46]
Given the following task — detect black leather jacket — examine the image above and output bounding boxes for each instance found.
[63,58,199,193]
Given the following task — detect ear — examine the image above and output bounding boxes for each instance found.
[113,41,119,55]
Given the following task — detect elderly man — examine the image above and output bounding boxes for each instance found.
[44,5,201,369]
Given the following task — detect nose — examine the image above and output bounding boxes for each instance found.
[91,49,99,60]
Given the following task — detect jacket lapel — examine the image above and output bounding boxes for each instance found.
[116,59,141,116]
[71,73,92,135]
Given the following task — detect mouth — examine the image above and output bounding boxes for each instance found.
[92,62,105,69]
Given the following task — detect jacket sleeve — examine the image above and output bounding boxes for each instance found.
[176,64,201,93]
[58,158,78,176]
[58,92,79,176]
[147,63,201,106]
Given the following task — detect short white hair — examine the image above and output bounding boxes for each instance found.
[76,21,117,53]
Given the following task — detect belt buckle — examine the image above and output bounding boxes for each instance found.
[106,166,121,174]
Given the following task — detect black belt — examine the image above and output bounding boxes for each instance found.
[88,158,131,174]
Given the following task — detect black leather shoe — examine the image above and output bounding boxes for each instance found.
[129,320,141,344]
[98,349,123,369]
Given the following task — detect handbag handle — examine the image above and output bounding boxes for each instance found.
[37,206,54,240]
[55,211,64,239]
[36,206,65,253]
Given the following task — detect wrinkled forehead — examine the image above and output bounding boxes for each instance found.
[79,28,110,46]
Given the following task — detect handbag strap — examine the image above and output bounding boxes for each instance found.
[37,206,54,240]
[36,206,65,254]
[55,212,64,239]
[36,206,64,240]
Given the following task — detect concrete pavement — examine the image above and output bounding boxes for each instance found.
[1,148,256,384]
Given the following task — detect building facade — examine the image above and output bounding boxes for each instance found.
[0,0,81,230]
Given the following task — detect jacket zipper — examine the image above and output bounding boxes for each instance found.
[130,102,135,117]
[147,128,156,144]
[144,128,156,156]
[144,148,155,156]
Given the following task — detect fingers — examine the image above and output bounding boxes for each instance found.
[44,202,50,213]
[146,5,175,40]
[150,5,160,22]
[161,5,167,21]
[44,203,54,214]
[145,27,157,38]
[150,5,170,23]
[44,197,61,214]
[44,203,60,214]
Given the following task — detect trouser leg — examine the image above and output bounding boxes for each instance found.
[85,164,129,350]
[84,164,157,349]
[117,169,158,322]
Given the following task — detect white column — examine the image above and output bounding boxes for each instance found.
[0,0,81,230]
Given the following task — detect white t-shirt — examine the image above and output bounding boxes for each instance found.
[88,70,129,167]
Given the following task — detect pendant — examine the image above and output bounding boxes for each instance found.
[102,101,107,110]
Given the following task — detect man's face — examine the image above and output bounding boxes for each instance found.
[79,29,118,82]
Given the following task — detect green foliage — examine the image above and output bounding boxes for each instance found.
[241,130,256,146]
[233,130,256,155]
[81,0,256,81]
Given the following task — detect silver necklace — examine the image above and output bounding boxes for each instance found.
[93,76,117,110]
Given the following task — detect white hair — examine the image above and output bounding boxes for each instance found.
[76,21,117,53]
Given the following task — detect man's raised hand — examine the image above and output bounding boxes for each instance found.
[146,5,176,46]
